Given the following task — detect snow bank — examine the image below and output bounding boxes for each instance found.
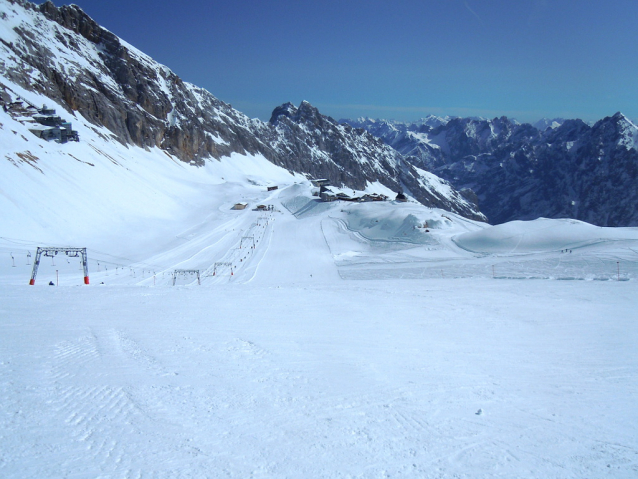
[454,217,638,254]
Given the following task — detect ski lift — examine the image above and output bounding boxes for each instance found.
[29,247,90,285]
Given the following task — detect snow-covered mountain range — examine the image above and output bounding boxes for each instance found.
[343,113,638,226]
[0,0,484,221]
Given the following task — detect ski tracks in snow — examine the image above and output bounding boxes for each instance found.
[38,329,207,478]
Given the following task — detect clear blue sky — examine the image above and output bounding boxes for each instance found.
[39,0,637,123]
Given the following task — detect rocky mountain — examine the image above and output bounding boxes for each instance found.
[344,114,638,226]
[0,0,485,221]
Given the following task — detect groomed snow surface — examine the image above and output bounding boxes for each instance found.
[2,103,638,477]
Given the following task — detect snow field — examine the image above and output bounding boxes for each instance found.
[2,100,638,476]
[1,279,637,478]
[2,182,638,478]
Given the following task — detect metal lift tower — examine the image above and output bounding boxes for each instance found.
[29,247,89,285]
[172,269,201,285]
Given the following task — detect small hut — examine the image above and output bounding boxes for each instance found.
[396,191,408,202]
[320,189,338,202]
[311,179,331,188]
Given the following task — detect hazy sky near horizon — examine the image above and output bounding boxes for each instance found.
[37,0,637,123]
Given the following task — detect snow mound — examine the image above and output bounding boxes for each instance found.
[342,205,447,244]
[454,218,638,253]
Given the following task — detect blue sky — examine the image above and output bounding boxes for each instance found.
[40,0,637,123]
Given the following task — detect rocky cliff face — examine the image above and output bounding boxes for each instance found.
[0,0,485,221]
[1,0,276,165]
[264,101,484,220]
[345,114,638,226]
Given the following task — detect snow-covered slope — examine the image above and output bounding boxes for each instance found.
[3,95,638,477]
[2,136,638,478]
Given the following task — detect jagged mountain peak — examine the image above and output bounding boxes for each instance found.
[351,110,638,226]
[270,100,339,133]
[607,111,637,129]
[534,118,566,131]
[344,117,400,131]
[36,0,100,36]
[269,101,320,123]
[415,115,453,128]
[354,116,377,124]
[264,101,485,220]
[344,115,453,131]
[592,112,633,132]
[590,112,638,150]
[269,102,298,124]
[542,118,590,144]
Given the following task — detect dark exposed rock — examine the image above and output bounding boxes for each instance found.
[345,114,638,226]
[264,101,484,220]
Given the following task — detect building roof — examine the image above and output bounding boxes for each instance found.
[27,124,54,132]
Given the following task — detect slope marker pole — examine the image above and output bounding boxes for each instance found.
[617,261,620,281]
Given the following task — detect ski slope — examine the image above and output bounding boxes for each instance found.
[1,100,638,477]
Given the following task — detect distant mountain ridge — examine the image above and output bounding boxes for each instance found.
[0,0,485,221]
[533,118,566,131]
[343,114,638,226]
